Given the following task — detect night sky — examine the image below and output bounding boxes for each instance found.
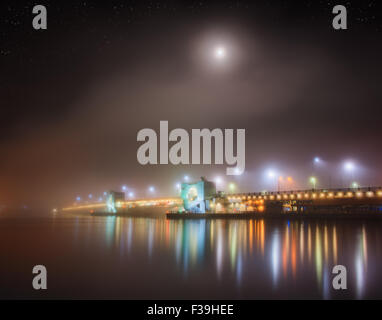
[0,0,381,209]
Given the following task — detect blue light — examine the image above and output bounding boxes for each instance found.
[122,185,127,191]
[88,194,93,199]
[76,196,81,201]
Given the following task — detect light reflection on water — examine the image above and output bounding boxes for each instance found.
[83,215,380,299]
[0,215,381,299]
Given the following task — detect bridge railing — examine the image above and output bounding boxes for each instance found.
[227,187,382,202]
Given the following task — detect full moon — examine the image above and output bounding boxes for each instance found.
[214,46,226,60]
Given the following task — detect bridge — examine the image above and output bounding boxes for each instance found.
[62,186,382,215]
[227,187,382,213]
[62,197,183,214]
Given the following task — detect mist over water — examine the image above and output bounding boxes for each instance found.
[1,214,381,299]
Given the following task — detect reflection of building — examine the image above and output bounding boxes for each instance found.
[181,177,216,213]
[106,191,125,214]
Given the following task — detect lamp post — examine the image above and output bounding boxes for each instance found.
[267,169,278,192]
[344,161,356,188]
[309,176,317,190]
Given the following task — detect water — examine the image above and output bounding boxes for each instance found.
[1,214,381,299]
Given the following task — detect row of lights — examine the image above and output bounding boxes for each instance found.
[76,185,157,202]
[228,190,382,201]
[75,157,361,202]
[267,158,360,189]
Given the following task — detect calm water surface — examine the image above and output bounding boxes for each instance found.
[1,214,382,299]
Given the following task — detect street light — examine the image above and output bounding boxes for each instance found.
[344,161,355,172]
[266,169,279,191]
[343,161,356,185]
[122,185,127,191]
[351,181,359,189]
[267,170,276,178]
[214,176,224,188]
[314,157,321,164]
[309,176,317,190]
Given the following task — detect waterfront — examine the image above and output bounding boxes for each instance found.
[1,214,381,299]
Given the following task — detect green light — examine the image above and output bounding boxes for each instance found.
[352,181,359,188]
[229,183,236,192]
[309,176,317,189]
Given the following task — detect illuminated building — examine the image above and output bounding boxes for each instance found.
[106,191,125,214]
[181,177,216,213]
